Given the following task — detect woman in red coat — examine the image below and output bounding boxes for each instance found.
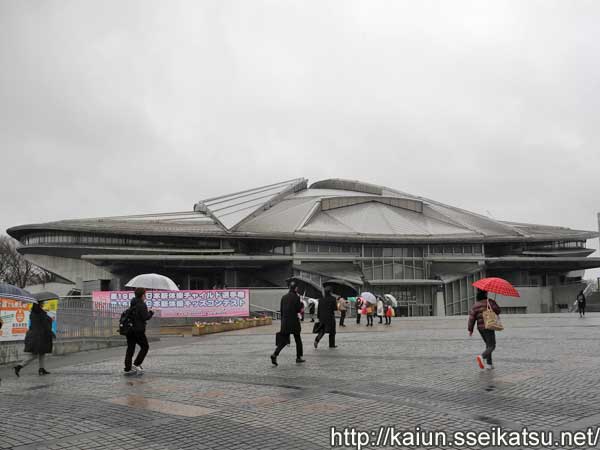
[468,289,501,370]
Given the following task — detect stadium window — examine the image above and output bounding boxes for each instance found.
[413,247,423,257]
[373,260,384,279]
[384,260,393,279]
[404,263,414,279]
[383,247,393,257]
[363,260,373,279]
[393,260,403,279]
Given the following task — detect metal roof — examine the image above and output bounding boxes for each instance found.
[8,178,599,243]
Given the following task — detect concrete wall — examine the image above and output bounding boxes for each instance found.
[498,287,552,313]
[23,254,114,289]
[491,283,585,314]
[552,283,586,308]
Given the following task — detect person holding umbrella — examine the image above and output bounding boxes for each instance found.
[377,296,384,324]
[468,289,501,370]
[314,286,337,349]
[271,281,305,365]
[14,300,54,377]
[468,277,519,369]
[124,287,154,375]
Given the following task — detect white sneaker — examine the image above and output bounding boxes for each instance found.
[486,364,494,370]
[133,365,144,374]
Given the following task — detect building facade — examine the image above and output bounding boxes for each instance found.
[7,178,600,315]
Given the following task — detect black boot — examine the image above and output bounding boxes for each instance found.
[14,365,23,377]
[39,368,50,376]
[270,354,278,366]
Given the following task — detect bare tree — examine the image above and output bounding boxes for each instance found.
[0,235,52,287]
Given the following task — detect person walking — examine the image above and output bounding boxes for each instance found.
[14,301,54,377]
[377,297,384,324]
[308,301,316,322]
[124,288,154,375]
[468,289,501,370]
[314,286,337,349]
[271,282,305,365]
[577,289,586,318]
[338,296,348,327]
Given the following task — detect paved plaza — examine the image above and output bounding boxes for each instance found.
[1,314,600,450]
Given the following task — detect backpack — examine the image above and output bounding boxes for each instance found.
[118,306,135,335]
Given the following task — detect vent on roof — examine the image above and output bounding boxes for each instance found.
[321,196,423,213]
[194,202,209,213]
[310,179,383,195]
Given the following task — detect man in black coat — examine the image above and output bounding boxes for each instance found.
[314,286,337,349]
[124,288,154,375]
[271,282,305,365]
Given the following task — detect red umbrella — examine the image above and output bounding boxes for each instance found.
[472,277,520,297]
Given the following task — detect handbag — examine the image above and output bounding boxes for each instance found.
[483,300,504,331]
[275,332,290,347]
[312,322,323,334]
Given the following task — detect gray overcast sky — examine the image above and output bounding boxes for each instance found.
[1,1,599,278]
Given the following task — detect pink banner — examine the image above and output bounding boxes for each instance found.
[92,289,250,318]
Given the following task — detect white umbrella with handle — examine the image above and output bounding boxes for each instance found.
[360,292,377,305]
[125,273,179,291]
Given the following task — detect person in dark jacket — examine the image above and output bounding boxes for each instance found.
[314,287,337,349]
[14,302,54,377]
[577,290,586,318]
[356,297,363,324]
[308,302,316,322]
[124,288,154,375]
[271,282,305,365]
[468,289,501,370]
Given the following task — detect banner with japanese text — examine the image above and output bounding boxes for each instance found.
[0,297,58,341]
[92,289,250,318]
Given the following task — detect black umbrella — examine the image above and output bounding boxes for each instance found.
[286,276,323,299]
[0,283,37,303]
[322,279,358,298]
[33,292,60,303]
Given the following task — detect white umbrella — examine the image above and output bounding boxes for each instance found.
[360,292,377,304]
[301,298,308,308]
[384,294,398,307]
[125,273,179,291]
[307,298,319,306]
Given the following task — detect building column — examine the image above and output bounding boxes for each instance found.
[434,287,446,316]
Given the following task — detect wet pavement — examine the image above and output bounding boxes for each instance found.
[1,314,600,449]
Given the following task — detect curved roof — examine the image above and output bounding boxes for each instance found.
[7,178,599,243]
